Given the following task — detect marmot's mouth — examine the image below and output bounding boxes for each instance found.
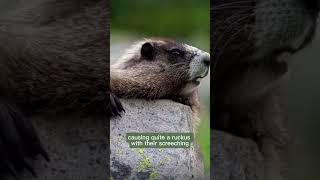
[189,49,210,81]
[190,79,201,85]
[191,68,209,82]
[201,68,209,78]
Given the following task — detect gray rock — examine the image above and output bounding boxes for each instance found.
[110,99,204,180]
[211,130,264,180]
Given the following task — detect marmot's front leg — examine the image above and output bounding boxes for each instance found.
[0,98,49,177]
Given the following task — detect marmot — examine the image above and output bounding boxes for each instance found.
[110,38,210,125]
[212,0,319,179]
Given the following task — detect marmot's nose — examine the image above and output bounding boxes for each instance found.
[202,53,210,67]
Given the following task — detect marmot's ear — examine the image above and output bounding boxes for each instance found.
[141,42,154,60]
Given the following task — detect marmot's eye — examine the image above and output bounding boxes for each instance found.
[169,48,184,57]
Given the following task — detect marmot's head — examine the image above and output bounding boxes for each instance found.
[212,0,319,107]
[111,38,210,98]
[213,0,319,70]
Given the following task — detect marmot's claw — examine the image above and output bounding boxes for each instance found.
[109,93,125,117]
[113,95,125,113]
[0,99,48,177]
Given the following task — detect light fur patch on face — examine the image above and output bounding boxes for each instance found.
[185,44,210,80]
[184,44,202,54]
[180,44,210,95]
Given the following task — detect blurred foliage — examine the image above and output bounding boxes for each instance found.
[111,0,210,50]
[196,113,211,173]
[111,0,210,174]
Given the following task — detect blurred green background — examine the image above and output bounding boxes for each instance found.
[111,0,210,174]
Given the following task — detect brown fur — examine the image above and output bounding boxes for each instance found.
[0,0,108,114]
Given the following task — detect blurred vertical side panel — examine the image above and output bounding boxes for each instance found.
[0,0,111,179]
[211,0,320,180]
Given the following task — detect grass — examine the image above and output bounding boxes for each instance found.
[196,112,210,174]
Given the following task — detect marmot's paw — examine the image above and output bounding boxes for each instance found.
[0,99,49,177]
[109,93,125,117]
